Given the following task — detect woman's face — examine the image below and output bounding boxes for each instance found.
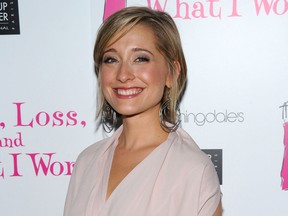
[100,24,172,118]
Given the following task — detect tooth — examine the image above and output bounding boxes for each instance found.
[117,88,141,95]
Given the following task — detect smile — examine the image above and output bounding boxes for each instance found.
[115,88,143,96]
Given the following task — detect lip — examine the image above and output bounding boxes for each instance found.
[113,87,143,98]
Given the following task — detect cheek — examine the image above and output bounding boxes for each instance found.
[100,70,112,87]
[99,71,112,97]
[143,67,169,86]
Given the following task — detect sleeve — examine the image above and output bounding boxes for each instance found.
[63,147,93,216]
[198,161,222,216]
[63,156,82,216]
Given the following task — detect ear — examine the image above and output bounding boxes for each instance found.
[166,61,180,88]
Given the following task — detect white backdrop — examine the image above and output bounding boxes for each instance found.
[1,0,288,215]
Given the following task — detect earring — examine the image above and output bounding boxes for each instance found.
[159,99,181,132]
[102,101,117,133]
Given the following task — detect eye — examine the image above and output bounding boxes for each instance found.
[103,56,118,64]
[135,56,150,63]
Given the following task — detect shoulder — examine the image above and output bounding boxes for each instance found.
[75,137,110,166]
[168,127,221,191]
[169,127,212,169]
[163,127,221,204]
[75,127,122,168]
[166,127,220,188]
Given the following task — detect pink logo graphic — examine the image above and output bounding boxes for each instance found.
[103,0,126,21]
[280,101,288,190]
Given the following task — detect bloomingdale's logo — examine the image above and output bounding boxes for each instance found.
[180,110,244,126]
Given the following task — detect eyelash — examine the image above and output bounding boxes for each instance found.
[135,56,150,62]
[102,56,150,64]
[103,57,118,64]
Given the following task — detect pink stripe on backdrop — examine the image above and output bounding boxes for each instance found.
[281,122,288,190]
[103,0,126,21]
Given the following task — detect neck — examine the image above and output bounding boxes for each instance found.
[118,106,169,151]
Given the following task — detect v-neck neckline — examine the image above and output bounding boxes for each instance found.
[103,129,173,203]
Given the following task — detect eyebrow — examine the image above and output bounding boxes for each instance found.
[103,47,154,56]
[103,48,116,54]
[132,47,154,56]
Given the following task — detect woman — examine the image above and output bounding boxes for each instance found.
[64,6,222,216]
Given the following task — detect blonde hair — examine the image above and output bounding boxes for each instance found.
[94,6,187,131]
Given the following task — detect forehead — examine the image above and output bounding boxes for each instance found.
[105,24,157,49]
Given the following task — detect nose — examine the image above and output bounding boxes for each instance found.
[116,62,135,83]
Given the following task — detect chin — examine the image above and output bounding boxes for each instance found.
[114,108,142,117]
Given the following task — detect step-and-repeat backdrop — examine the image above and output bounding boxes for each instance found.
[1,0,287,215]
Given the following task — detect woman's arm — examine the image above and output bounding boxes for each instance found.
[213,200,222,216]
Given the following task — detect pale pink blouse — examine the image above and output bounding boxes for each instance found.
[64,126,221,216]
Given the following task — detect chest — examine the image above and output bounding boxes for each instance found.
[106,147,154,200]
